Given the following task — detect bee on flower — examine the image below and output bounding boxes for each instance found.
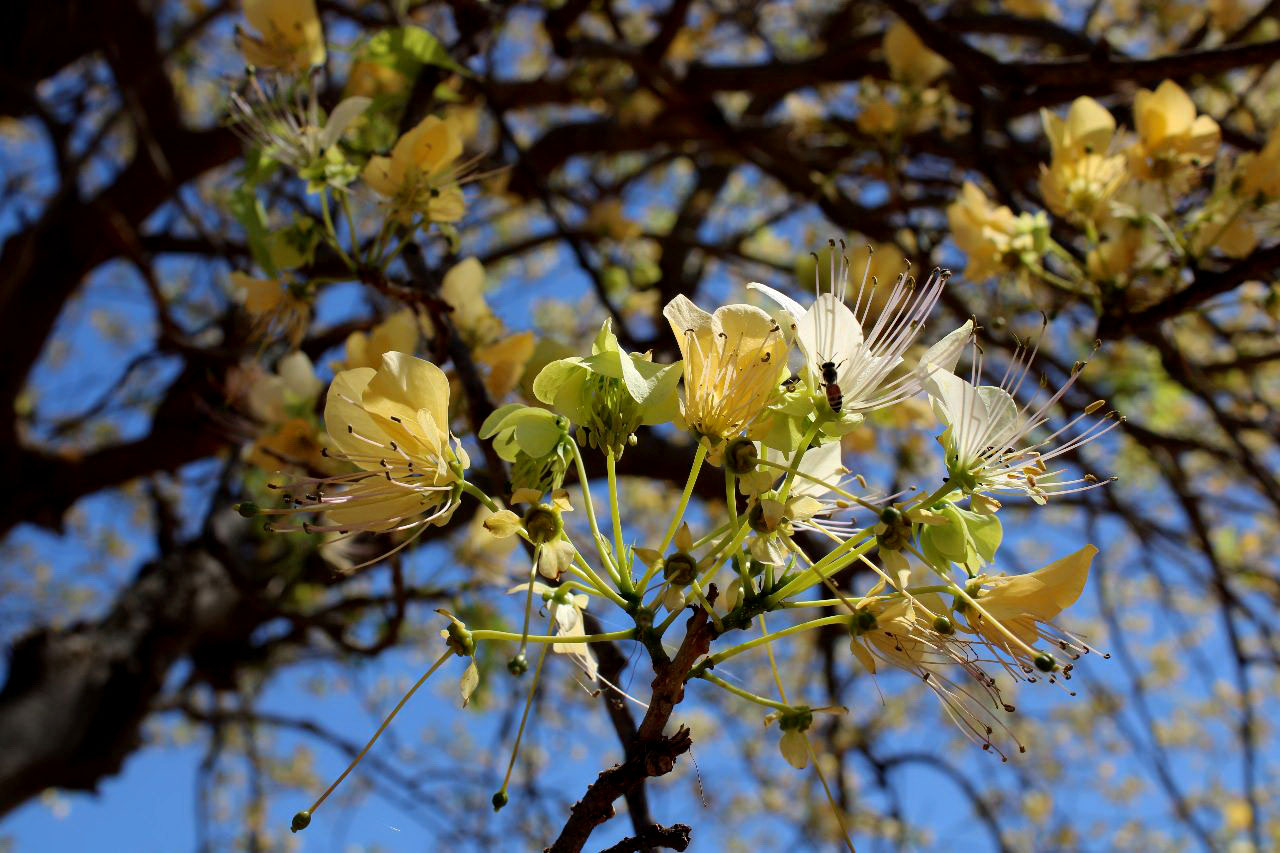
[751,243,973,419]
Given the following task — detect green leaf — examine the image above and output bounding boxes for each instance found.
[515,414,564,459]
[364,26,468,78]
[229,186,276,276]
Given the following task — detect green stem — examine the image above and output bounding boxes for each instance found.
[639,438,708,589]
[496,637,550,799]
[696,671,791,711]
[703,614,849,668]
[568,440,620,583]
[769,536,876,603]
[303,649,452,818]
[606,450,632,592]
[569,548,630,608]
[460,480,502,514]
[319,190,354,271]
[472,627,636,645]
[777,421,822,505]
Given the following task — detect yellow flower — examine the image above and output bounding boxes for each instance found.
[230,272,310,346]
[237,0,326,72]
[246,417,326,472]
[662,295,788,441]
[1086,224,1145,281]
[946,182,1020,281]
[966,544,1097,663]
[1042,97,1117,164]
[883,21,949,87]
[847,593,949,675]
[1038,98,1127,224]
[856,92,898,135]
[475,331,536,399]
[439,257,501,344]
[264,353,470,536]
[1129,80,1220,182]
[361,115,466,224]
[338,308,419,372]
[1239,125,1280,200]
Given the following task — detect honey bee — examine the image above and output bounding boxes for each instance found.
[819,360,842,413]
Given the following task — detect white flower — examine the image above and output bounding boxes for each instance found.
[509,582,598,681]
[924,339,1119,503]
[751,246,972,414]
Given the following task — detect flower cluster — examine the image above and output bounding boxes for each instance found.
[241,238,1116,832]
[948,79,1278,301]
[219,4,1120,836]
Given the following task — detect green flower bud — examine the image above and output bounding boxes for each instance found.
[507,653,529,676]
[1034,652,1058,673]
[849,609,877,636]
[491,791,509,811]
[932,615,954,635]
[724,438,759,475]
[663,551,698,586]
[291,811,312,833]
[523,504,562,545]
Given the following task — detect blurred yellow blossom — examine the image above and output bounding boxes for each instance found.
[946,182,1021,280]
[1239,125,1280,200]
[362,115,466,224]
[230,271,310,346]
[1129,80,1220,182]
[338,308,419,372]
[237,0,326,72]
[883,21,949,87]
[475,331,536,399]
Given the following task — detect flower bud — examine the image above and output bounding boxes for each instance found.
[849,609,877,636]
[932,615,954,635]
[662,551,698,586]
[523,504,562,545]
[491,791,509,811]
[724,438,759,475]
[507,653,529,676]
[291,811,312,833]
[1033,652,1058,673]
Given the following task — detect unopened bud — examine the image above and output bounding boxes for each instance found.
[491,791,508,811]
[724,438,758,475]
[523,504,561,545]
[932,615,954,635]
[663,552,698,586]
[291,811,312,833]
[849,609,877,635]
